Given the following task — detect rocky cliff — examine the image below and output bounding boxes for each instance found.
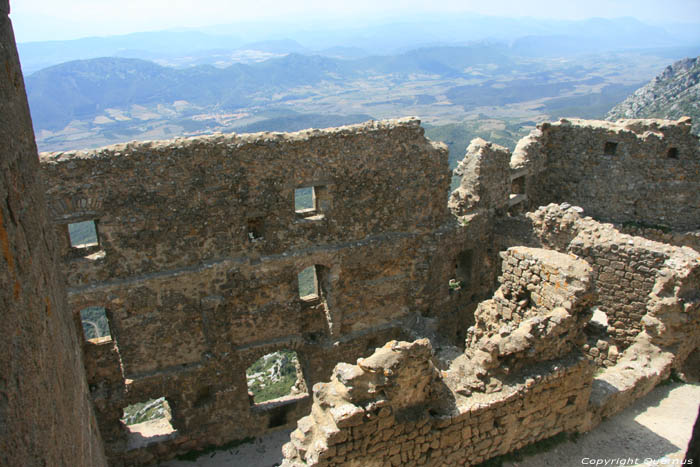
[607,56,700,134]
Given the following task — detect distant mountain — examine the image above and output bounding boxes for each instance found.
[24,43,523,131]
[607,56,700,134]
[26,55,347,130]
[19,15,700,74]
[18,31,244,74]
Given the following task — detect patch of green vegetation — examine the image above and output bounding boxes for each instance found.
[246,350,300,403]
[122,397,170,426]
[175,436,255,462]
[474,432,574,467]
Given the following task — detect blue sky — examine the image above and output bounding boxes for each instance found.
[9,0,700,42]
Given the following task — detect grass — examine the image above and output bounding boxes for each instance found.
[122,397,170,426]
[246,350,301,403]
[297,266,317,297]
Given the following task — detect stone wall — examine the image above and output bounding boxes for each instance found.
[282,238,699,466]
[0,3,107,465]
[39,118,502,464]
[282,247,598,466]
[527,204,700,352]
[30,85,700,464]
[510,118,700,231]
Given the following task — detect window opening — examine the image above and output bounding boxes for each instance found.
[298,266,318,299]
[80,306,112,341]
[68,220,99,248]
[603,142,618,156]
[667,147,679,159]
[511,176,526,195]
[294,187,314,212]
[294,185,328,220]
[247,217,264,241]
[121,397,177,447]
[246,350,307,405]
[450,250,474,292]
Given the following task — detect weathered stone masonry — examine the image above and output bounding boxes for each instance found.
[40,119,499,464]
[510,117,700,231]
[0,3,107,466]
[38,107,700,464]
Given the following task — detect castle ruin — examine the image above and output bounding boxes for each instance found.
[1,3,699,466]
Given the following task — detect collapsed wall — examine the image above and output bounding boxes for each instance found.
[283,224,699,466]
[0,2,107,466]
[526,204,700,357]
[282,247,598,466]
[39,118,501,464]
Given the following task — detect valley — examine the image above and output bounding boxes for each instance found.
[27,48,682,157]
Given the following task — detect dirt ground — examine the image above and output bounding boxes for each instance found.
[159,382,699,467]
[504,382,700,467]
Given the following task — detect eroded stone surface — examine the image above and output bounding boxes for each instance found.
[33,109,700,466]
[0,8,106,467]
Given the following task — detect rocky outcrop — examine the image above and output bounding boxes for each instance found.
[607,56,700,135]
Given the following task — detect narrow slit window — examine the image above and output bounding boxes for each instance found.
[298,266,318,299]
[68,220,99,248]
[603,141,618,156]
[80,306,111,341]
[246,350,307,405]
[450,250,474,292]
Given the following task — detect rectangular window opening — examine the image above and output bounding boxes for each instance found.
[295,185,327,220]
[604,141,618,156]
[450,250,474,293]
[122,397,177,449]
[511,176,526,195]
[667,147,679,159]
[80,306,112,342]
[247,217,264,241]
[298,266,319,300]
[246,350,308,406]
[294,187,315,213]
[68,220,99,248]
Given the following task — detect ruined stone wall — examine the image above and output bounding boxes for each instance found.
[39,118,502,464]
[527,204,700,352]
[0,2,107,465]
[283,247,598,466]
[510,118,700,231]
[284,341,592,467]
[283,239,698,466]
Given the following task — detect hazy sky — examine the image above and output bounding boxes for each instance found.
[10,0,700,42]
